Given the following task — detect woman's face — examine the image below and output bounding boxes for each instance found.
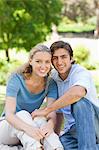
[30,51,51,77]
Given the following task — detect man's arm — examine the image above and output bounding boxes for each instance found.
[46,85,86,113]
[32,85,86,117]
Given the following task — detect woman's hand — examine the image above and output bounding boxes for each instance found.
[40,120,54,137]
[31,108,48,119]
[25,126,44,140]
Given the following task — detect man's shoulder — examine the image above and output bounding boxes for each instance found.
[72,64,89,74]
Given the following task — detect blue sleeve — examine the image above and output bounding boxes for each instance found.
[6,74,20,97]
[47,78,58,100]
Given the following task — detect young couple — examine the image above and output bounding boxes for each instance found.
[0,41,99,150]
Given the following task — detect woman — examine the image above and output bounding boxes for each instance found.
[0,44,63,150]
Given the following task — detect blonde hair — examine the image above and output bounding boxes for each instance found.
[15,44,51,79]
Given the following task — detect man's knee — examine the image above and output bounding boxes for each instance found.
[72,98,91,115]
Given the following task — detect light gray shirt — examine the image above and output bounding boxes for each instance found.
[51,64,99,132]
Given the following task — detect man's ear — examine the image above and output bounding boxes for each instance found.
[70,57,75,64]
[70,57,74,63]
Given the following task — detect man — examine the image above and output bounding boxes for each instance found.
[32,41,99,150]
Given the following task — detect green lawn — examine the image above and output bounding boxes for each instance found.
[0,85,5,115]
[0,104,4,115]
[58,23,95,33]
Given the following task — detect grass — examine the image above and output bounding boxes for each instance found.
[0,85,5,115]
[0,104,4,115]
[58,23,95,33]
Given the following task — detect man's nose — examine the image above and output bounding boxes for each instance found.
[57,57,62,65]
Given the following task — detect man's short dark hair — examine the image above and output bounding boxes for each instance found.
[50,41,73,59]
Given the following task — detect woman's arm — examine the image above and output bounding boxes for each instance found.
[46,97,57,127]
[40,97,57,136]
[5,96,44,140]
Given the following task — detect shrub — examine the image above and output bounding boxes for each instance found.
[73,45,97,70]
[0,59,22,85]
[74,44,89,63]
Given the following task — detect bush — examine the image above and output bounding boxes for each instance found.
[73,45,97,70]
[74,44,89,63]
[90,70,99,96]
[0,59,22,85]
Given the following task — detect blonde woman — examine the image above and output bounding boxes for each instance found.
[0,44,63,150]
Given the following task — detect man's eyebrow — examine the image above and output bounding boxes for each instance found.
[53,54,68,57]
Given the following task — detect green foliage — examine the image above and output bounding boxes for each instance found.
[0,104,4,115]
[0,0,62,60]
[87,16,96,26]
[58,22,95,33]
[74,45,89,63]
[74,45,98,70]
[90,70,99,95]
[0,59,22,85]
[62,0,95,23]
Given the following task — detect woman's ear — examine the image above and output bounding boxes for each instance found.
[29,59,32,65]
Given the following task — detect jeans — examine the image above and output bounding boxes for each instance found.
[60,98,99,150]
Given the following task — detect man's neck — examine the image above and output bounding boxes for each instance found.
[59,67,71,80]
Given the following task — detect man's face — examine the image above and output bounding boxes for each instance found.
[52,48,72,79]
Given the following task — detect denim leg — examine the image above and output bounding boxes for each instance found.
[72,98,99,150]
[60,125,78,150]
[93,104,99,143]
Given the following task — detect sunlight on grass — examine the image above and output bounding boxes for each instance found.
[58,23,95,33]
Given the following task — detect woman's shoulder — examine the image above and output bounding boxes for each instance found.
[47,76,56,84]
[8,73,24,83]
[47,76,57,89]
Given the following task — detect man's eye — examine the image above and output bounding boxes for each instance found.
[52,57,57,60]
[62,56,67,58]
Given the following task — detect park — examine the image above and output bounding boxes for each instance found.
[0,0,99,149]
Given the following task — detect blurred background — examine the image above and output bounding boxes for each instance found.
[0,0,99,115]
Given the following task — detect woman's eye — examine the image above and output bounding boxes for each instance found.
[36,60,40,63]
[46,61,50,64]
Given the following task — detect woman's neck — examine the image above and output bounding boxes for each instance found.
[30,73,45,84]
[25,73,46,94]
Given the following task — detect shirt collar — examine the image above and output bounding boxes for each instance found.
[56,64,76,82]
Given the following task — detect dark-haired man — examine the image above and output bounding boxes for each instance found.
[32,41,99,150]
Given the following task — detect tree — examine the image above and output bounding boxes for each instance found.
[62,0,94,22]
[0,0,62,61]
[62,0,99,37]
[94,0,99,37]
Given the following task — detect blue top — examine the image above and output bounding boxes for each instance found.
[4,73,58,114]
[51,64,99,132]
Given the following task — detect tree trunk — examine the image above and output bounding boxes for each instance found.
[5,49,10,62]
[94,8,99,38]
[94,0,99,38]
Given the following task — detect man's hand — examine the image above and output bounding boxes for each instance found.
[31,108,48,119]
